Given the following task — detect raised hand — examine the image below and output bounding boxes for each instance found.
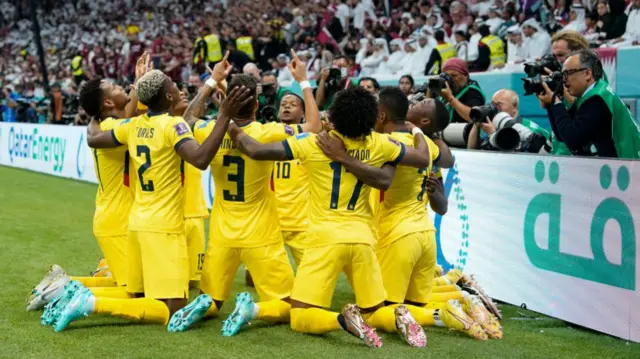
[287,49,308,83]
[208,51,233,83]
[219,85,254,119]
[135,51,151,80]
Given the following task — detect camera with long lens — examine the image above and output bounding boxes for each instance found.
[428,73,455,97]
[258,83,278,123]
[522,72,563,96]
[471,108,549,152]
[523,54,562,77]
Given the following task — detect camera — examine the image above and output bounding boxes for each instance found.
[523,54,562,77]
[522,72,563,96]
[260,105,278,123]
[325,68,343,91]
[428,73,454,96]
[486,112,549,152]
[469,104,498,123]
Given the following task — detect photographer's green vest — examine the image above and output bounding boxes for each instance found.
[521,117,550,139]
[574,79,640,159]
[445,81,486,122]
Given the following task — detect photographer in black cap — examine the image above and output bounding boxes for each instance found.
[537,49,640,159]
[433,58,485,124]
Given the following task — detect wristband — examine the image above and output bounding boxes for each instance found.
[411,127,424,136]
[300,80,311,90]
[205,78,217,89]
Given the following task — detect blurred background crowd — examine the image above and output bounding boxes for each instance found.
[1,0,639,124]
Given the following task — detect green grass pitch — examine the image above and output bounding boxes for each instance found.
[1,165,638,359]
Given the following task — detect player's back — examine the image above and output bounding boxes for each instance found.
[283,130,404,248]
[194,120,301,247]
[114,113,192,233]
[93,118,134,237]
[376,131,439,247]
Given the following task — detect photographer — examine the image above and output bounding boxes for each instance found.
[537,50,640,159]
[258,71,287,123]
[437,58,486,124]
[315,67,346,111]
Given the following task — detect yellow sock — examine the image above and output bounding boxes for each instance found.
[89,287,135,299]
[71,276,117,287]
[362,306,397,333]
[256,299,290,323]
[405,304,437,327]
[205,302,219,318]
[433,276,449,286]
[94,297,169,324]
[290,308,341,334]
[445,269,463,284]
[424,301,446,310]
[431,284,457,293]
[428,291,464,302]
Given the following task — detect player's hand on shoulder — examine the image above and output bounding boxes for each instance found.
[316,131,348,162]
[288,49,308,82]
[219,85,253,118]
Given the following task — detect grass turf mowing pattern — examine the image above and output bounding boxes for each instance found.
[1,165,638,359]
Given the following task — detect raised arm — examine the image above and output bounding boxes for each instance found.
[397,122,430,168]
[183,52,232,129]
[177,86,253,170]
[124,52,152,118]
[316,132,396,190]
[287,49,322,134]
[86,119,121,148]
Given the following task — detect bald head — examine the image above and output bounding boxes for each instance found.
[492,89,519,118]
[243,62,260,81]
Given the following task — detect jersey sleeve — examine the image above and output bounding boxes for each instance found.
[193,119,214,144]
[282,132,314,162]
[259,122,303,143]
[111,118,132,146]
[378,134,406,165]
[166,117,195,151]
[426,135,440,166]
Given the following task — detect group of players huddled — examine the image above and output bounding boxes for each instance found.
[27,50,502,348]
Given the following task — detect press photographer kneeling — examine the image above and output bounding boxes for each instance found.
[536,50,640,159]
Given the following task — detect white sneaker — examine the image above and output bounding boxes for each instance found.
[27,265,70,311]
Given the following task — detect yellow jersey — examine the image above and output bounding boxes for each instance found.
[112,113,194,233]
[376,132,440,248]
[194,120,302,247]
[93,118,134,237]
[183,162,209,219]
[283,131,405,247]
[272,159,309,231]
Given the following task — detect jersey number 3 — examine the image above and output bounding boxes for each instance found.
[329,161,363,210]
[136,145,154,192]
[223,155,245,202]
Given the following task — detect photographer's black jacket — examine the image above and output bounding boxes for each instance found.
[547,96,617,157]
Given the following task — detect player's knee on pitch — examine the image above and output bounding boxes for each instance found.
[162,298,188,315]
[290,299,317,309]
[359,302,385,314]
[404,299,427,307]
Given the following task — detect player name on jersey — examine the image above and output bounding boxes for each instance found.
[137,127,155,139]
[346,149,370,161]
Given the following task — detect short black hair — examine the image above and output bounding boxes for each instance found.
[79,78,104,118]
[358,77,380,90]
[478,24,491,37]
[378,87,409,124]
[435,30,446,42]
[433,99,450,132]
[261,71,277,80]
[400,74,415,87]
[418,14,427,22]
[574,49,604,81]
[227,74,258,118]
[328,88,378,139]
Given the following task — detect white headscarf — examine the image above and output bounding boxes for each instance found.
[375,38,389,55]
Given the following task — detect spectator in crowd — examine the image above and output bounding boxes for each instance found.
[506,25,527,65]
[522,19,552,60]
[537,50,640,158]
[426,30,457,75]
[610,0,640,47]
[376,38,405,76]
[472,24,505,71]
[439,58,486,123]
[243,63,261,81]
[564,4,587,34]
[401,39,426,78]
[596,0,627,40]
[485,6,505,34]
[359,38,388,76]
[398,75,415,96]
[358,76,380,95]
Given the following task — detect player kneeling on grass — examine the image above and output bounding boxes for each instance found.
[27,52,153,312]
[225,87,436,348]
[40,70,253,332]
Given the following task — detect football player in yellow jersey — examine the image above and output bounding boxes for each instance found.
[171,51,323,335]
[28,54,152,312]
[173,91,208,288]
[273,92,310,265]
[227,87,434,348]
[44,70,254,332]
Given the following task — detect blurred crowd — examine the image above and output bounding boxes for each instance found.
[1,0,639,124]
